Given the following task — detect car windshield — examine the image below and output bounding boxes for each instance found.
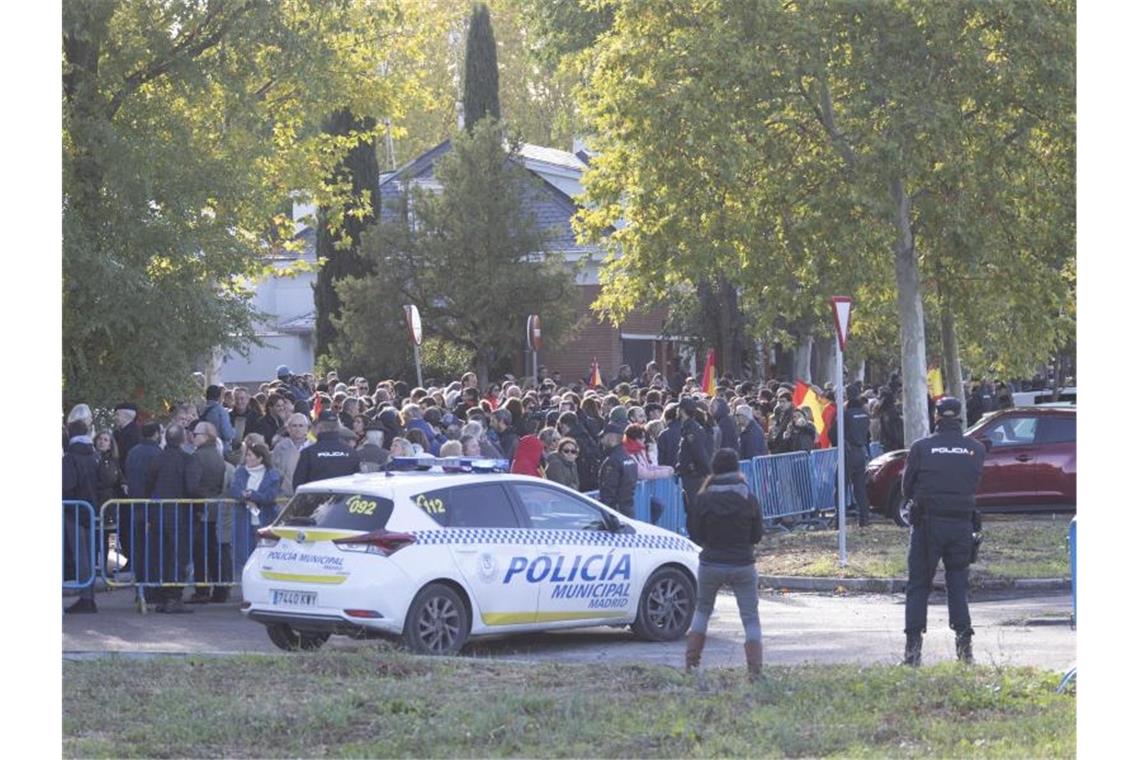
[276,492,395,532]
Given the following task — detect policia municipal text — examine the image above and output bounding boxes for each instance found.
[900,396,986,666]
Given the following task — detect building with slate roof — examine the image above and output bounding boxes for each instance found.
[218,139,679,386]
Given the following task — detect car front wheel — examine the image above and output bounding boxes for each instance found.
[633,566,695,641]
[888,483,910,528]
[265,623,330,652]
[403,583,470,655]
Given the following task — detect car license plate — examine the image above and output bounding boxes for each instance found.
[272,589,317,607]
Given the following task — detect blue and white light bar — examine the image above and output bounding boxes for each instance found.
[387,456,511,474]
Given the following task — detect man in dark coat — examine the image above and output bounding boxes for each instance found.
[189,421,228,603]
[146,424,202,613]
[63,420,100,613]
[557,411,602,492]
[675,397,712,511]
[656,403,683,474]
[597,423,638,518]
[712,398,740,454]
[229,386,263,461]
[112,402,142,472]
[124,422,162,580]
[836,387,872,526]
[735,404,768,461]
[293,411,361,491]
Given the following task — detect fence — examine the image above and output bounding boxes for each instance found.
[96,499,271,592]
[63,500,97,590]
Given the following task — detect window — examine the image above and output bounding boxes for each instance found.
[1036,416,1076,445]
[411,484,519,528]
[986,416,1038,447]
[277,492,394,532]
[512,484,609,531]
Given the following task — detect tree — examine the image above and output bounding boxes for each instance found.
[62,0,426,409]
[571,0,1074,443]
[332,120,577,385]
[463,3,501,130]
[313,110,381,365]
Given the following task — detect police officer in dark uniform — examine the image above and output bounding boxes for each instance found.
[293,411,361,491]
[835,386,872,527]
[674,397,712,512]
[597,423,638,518]
[901,396,986,666]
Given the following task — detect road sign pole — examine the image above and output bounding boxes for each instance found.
[836,333,847,567]
[413,343,423,388]
[533,349,539,388]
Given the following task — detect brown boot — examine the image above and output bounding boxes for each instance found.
[685,632,706,672]
[744,640,763,682]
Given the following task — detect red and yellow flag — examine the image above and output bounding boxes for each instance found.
[792,380,826,444]
[589,358,603,388]
[311,392,324,420]
[701,349,717,396]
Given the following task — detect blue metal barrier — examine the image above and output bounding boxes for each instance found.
[743,451,816,523]
[1069,516,1076,628]
[633,476,688,536]
[63,500,97,590]
[99,499,257,594]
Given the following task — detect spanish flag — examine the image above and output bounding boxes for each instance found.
[311,392,324,421]
[589,358,603,388]
[792,380,826,444]
[927,366,945,399]
[701,349,717,396]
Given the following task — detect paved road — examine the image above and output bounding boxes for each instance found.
[63,587,1075,671]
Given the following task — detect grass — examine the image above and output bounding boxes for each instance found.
[759,514,1073,582]
[63,649,1074,758]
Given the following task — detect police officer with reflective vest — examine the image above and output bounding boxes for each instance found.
[837,386,872,527]
[293,411,361,491]
[901,396,986,666]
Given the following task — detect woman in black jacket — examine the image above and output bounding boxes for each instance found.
[684,448,764,680]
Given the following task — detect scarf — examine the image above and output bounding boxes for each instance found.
[245,463,266,493]
[623,437,646,457]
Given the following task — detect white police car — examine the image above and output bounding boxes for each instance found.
[241,459,699,654]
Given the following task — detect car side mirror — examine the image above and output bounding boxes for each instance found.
[980,437,993,452]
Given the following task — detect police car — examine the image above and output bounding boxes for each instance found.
[241,458,699,654]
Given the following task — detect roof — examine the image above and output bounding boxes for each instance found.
[517,143,588,172]
[277,311,315,335]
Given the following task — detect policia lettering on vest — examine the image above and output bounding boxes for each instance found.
[900,396,986,667]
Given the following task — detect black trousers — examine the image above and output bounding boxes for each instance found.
[846,449,870,525]
[904,514,974,635]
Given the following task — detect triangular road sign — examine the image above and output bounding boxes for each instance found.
[830,296,852,351]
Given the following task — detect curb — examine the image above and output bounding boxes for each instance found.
[759,575,1072,593]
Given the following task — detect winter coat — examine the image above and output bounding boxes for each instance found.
[738,419,768,461]
[114,420,141,471]
[510,435,546,478]
[146,446,201,500]
[63,440,100,526]
[407,418,446,456]
[686,472,763,566]
[95,449,125,506]
[564,418,602,492]
[292,431,360,491]
[712,398,740,454]
[656,419,683,474]
[880,402,905,452]
[124,439,161,499]
[544,452,579,491]
[598,443,638,517]
[781,419,817,453]
[193,443,228,522]
[271,437,307,496]
[201,400,236,445]
[228,465,283,529]
[675,418,712,479]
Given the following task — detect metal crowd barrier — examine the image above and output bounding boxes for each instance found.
[98,499,270,594]
[633,476,687,535]
[63,500,97,590]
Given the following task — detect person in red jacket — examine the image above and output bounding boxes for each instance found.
[510,435,546,478]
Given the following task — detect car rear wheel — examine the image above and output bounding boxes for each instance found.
[888,483,909,528]
[403,583,469,655]
[633,566,695,642]
[265,623,330,652]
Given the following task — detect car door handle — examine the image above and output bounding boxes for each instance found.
[454,548,478,555]
[1015,455,1032,462]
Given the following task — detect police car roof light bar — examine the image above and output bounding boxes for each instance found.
[387,456,511,474]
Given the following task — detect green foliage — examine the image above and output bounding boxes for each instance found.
[62,0,426,410]
[463,3,501,131]
[571,0,1074,380]
[332,120,578,385]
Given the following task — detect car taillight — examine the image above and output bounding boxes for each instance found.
[333,530,416,556]
[256,528,280,548]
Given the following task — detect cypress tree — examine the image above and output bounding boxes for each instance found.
[313,109,380,365]
[462,3,500,131]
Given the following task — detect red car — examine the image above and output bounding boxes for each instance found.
[866,406,1076,525]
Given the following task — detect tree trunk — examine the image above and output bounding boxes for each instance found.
[938,289,965,402]
[816,338,835,389]
[891,178,930,445]
[697,275,745,378]
[792,332,813,383]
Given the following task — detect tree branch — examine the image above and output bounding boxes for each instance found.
[107,0,258,119]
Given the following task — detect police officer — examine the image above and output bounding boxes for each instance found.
[674,397,712,512]
[901,396,986,666]
[292,411,361,491]
[836,386,872,527]
[597,423,638,518]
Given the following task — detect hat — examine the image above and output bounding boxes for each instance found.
[603,422,626,436]
[114,402,138,412]
[276,365,291,378]
[317,410,338,423]
[936,396,962,418]
[608,406,629,426]
[678,397,697,416]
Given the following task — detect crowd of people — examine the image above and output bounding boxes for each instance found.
[62,360,1012,615]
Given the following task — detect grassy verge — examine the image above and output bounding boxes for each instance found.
[759,515,1073,582]
[64,649,1074,758]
